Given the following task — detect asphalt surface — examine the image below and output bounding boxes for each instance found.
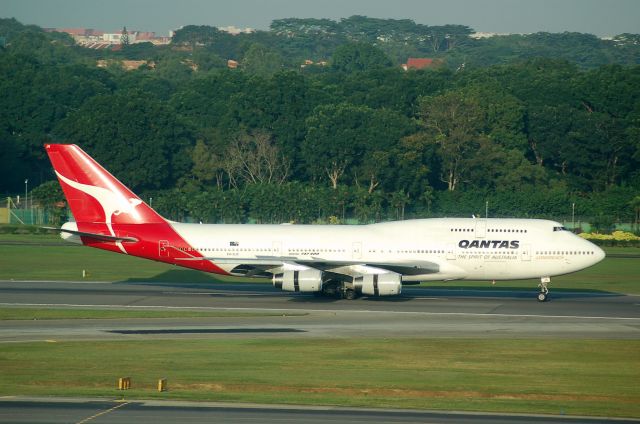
[1,398,638,424]
[1,280,639,423]
[0,280,639,342]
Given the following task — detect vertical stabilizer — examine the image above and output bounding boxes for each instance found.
[44,144,229,275]
[45,144,164,227]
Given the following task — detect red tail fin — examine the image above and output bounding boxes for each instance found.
[45,144,164,226]
[45,144,228,275]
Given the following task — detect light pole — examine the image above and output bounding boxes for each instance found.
[485,201,489,219]
[572,202,575,231]
[24,179,28,224]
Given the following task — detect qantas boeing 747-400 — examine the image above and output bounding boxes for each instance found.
[45,144,605,302]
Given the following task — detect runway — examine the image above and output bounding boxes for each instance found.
[1,280,639,422]
[0,280,639,342]
[2,397,638,424]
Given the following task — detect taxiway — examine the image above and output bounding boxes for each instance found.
[0,280,638,342]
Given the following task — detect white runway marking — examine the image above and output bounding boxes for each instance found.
[1,302,639,321]
[161,291,280,296]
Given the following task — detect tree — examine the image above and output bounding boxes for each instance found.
[418,90,485,191]
[53,90,194,191]
[30,181,66,225]
[170,70,248,130]
[120,26,130,46]
[154,56,193,83]
[424,25,473,52]
[572,65,640,189]
[389,190,410,220]
[302,103,412,189]
[270,18,341,37]
[241,43,283,77]
[224,130,290,187]
[352,108,415,193]
[302,103,359,188]
[189,138,227,190]
[171,25,220,51]
[465,138,548,191]
[630,196,640,232]
[192,50,226,72]
[331,42,392,72]
[0,53,113,194]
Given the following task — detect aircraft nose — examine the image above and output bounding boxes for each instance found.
[593,244,606,264]
[581,238,605,266]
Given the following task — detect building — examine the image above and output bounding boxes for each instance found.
[102,31,136,44]
[49,27,170,46]
[401,58,443,71]
[218,25,255,35]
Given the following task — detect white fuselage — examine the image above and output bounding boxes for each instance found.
[171,218,605,282]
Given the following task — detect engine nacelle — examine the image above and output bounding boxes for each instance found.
[273,269,324,292]
[357,273,402,296]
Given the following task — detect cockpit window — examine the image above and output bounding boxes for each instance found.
[553,226,568,232]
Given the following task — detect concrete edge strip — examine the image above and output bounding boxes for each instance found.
[0,302,639,321]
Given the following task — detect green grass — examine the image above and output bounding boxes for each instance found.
[0,308,305,320]
[1,234,638,293]
[0,244,226,283]
[0,338,638,418]
[0,233,66,243]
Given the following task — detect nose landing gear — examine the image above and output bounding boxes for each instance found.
[537,277,550,302]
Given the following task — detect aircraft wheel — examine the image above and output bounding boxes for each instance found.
[537,292,548,302]
[344,289,356,300]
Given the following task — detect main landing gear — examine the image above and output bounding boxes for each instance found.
[320,281,358,300]
[537,277,550,302]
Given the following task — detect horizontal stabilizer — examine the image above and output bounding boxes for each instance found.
[42,226,138,243]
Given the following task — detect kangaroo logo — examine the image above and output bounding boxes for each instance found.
[56,171,142,253]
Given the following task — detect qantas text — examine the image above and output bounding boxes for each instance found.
[458,240,520,249]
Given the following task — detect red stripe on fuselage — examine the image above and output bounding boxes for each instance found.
[78,222,229,275]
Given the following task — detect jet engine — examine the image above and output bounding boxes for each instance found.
[273,269,324,292]
[357,273,402,296]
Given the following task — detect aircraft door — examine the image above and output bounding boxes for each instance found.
[352,242,362,260]
[521,244,531,261]
[446,243,456,260]
[272,241,281,256]
[475,219,486,238]
[159,240,170,258]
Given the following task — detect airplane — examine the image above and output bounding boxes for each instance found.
[45,143,605,302]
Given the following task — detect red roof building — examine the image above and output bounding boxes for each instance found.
[401,58,443,71]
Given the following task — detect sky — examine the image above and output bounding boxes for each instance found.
[3,0,640,37]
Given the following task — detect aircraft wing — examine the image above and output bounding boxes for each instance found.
[175,256,441,279]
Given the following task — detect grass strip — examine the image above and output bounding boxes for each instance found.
[0,308,305,320]
[0,338,638,418]
[0,244,208,282]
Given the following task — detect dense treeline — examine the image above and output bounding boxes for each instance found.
[1,17,639,228]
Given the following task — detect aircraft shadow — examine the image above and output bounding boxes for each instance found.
[107,328,305,335]
[405,286,624,300]
[283,293,415,304]
[116,270,275,292]
[114,270,624,300]
[118,269,225,285]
